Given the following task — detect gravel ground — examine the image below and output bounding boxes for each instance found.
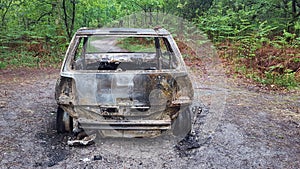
[0,58,299,168]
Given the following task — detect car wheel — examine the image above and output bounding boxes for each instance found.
[56,106,73,133]
[172,107,192,139]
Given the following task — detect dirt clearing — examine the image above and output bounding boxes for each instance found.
[0,61,299,168]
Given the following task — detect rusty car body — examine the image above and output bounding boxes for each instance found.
[55,27,194,138]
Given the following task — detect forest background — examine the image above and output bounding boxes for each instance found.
[0,0,299,89]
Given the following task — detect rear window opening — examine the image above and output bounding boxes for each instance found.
[71,36,179,71]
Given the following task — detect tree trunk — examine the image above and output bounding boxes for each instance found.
[1,0,13,27]
[62,0,76,41]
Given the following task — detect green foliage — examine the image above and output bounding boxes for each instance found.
[198,0,300,43]
[261,71,298,89]
[177,0,213,19]
[117,37,154,52]
[198,0,300,89]
[0,0,299,90]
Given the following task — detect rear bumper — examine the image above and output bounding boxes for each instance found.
[78,118,171,130]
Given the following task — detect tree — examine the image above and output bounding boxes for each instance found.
[0,0,14,27]
[177,0,213,20]
[62,0,76,40]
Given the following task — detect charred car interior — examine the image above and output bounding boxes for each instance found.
[55,28,194,139]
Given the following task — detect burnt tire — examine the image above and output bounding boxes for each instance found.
[56,107,73,133]
[172,107,192,139]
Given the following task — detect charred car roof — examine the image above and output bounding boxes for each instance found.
[76,27,171,36]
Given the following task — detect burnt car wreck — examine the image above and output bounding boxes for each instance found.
[55,27,194,139]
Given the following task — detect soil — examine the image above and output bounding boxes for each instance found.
[0,50,299,168]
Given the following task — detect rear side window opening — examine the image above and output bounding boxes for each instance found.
[71,35,179,71]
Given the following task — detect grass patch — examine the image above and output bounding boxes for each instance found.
[0,50,63,69]
[218,41,300,90]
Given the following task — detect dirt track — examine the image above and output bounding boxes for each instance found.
[0,59,299,168]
